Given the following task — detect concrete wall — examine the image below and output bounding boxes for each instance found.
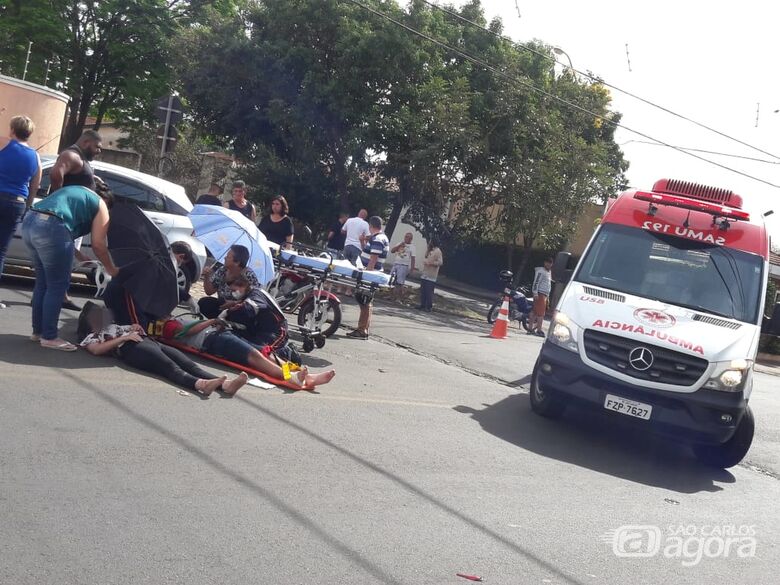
[0,74,69,155]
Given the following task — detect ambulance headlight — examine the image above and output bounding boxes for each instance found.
[703,359,751,392]
[719,370,743,388]
[552,323,571,343]
[548,313,578,353]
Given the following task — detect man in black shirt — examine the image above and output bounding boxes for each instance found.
[325,212,348,257]
[195,182,223,206]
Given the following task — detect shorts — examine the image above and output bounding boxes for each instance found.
[533,294,548,316]
[391,264,410,285]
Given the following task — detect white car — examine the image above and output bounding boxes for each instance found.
[4,156,207,291]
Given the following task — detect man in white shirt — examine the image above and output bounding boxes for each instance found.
[530,257,553,337]
[390,232,416,300]
[342,209,370,265]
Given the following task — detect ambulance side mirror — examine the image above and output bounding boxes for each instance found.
[552,251,574,283]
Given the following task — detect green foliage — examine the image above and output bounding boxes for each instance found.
[175,0,627,249]
[0,0,239,146]
[765,279,777,317]
[119,123,217,199]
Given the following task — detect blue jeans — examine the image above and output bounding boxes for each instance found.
[22,211,75,340]
[420,278,436,311]
[343,245,362,265]
[202,330,255,365]
[0,196,26,279]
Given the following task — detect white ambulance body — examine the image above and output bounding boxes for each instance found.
[531,178,768,468]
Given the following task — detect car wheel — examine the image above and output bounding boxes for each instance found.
[529,363,566,418]
[693,406,755,468]
[177,263,193,295]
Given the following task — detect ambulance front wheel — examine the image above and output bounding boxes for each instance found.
[693,406,754,469]
[529,363,566,419]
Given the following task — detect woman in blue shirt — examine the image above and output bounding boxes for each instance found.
[0,116,42,308]
[22,184,119,351]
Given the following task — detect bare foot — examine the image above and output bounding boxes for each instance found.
[222,372,249,396]
[305,369,336,387]
[196,376,225,396]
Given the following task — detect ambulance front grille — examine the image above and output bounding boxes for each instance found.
[582,286,625,303]
[583,329,708,386]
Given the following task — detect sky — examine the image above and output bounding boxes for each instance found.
[423,0,780,237]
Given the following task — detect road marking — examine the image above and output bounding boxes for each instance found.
[3,369,456,409]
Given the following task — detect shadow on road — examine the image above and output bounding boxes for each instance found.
[371,303,490,332]
[0,333,116,370]
[454,393,735,494]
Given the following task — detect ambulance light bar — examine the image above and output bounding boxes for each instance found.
[634,191,751,221]
[652,178,744,209]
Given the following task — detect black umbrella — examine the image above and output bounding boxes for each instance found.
[107,202,178,318]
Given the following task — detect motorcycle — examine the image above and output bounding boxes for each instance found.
[274,268,343,339]
[486,270,533,332]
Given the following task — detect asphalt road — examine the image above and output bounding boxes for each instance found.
[1,277,778,584]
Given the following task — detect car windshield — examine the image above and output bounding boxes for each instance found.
[575,223,764,323]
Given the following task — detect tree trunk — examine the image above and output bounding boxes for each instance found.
[61,102,81,150]
[385,174,411,239]
[385,190,404,240]
[505,241,514,271]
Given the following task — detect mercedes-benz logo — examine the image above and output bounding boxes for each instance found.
[628,347,654,371]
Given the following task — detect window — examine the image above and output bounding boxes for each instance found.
[575,224,764,323]
[102,174,166,212]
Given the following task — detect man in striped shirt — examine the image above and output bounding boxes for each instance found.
[347,216,389,339]
[530,257,553,337]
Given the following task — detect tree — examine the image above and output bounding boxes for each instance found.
[456,58,628,276]
[0,1,237,148]
[178,0,410,216]
[119,123,218,198]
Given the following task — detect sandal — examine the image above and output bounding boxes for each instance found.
[40,339,78,352]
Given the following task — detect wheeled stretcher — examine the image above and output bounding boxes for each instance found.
[267,244,394,351]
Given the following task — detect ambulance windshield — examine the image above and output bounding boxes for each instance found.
[576,224,763,323]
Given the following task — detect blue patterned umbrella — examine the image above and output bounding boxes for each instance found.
[189,204,276,285]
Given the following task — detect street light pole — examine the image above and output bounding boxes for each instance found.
[552,46,575,75]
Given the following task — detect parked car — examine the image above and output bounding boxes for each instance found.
[4,156,206,291]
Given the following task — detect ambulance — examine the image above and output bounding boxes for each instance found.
[532,178,768,468]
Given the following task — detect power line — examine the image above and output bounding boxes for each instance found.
[620,140,780,165]
[345,0,780,190]
[417,0,780,162]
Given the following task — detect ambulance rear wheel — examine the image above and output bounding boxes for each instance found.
[693,406,754,469]
[529,364,566,419]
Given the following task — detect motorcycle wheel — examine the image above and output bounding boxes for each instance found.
[297,298,343,338]
[487,300,501,324]
[520,312,532,332]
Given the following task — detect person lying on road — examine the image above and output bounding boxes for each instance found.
[77,303,247,397]
[162,317,335,389]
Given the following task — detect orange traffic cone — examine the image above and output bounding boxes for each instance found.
[490,295,511,339]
